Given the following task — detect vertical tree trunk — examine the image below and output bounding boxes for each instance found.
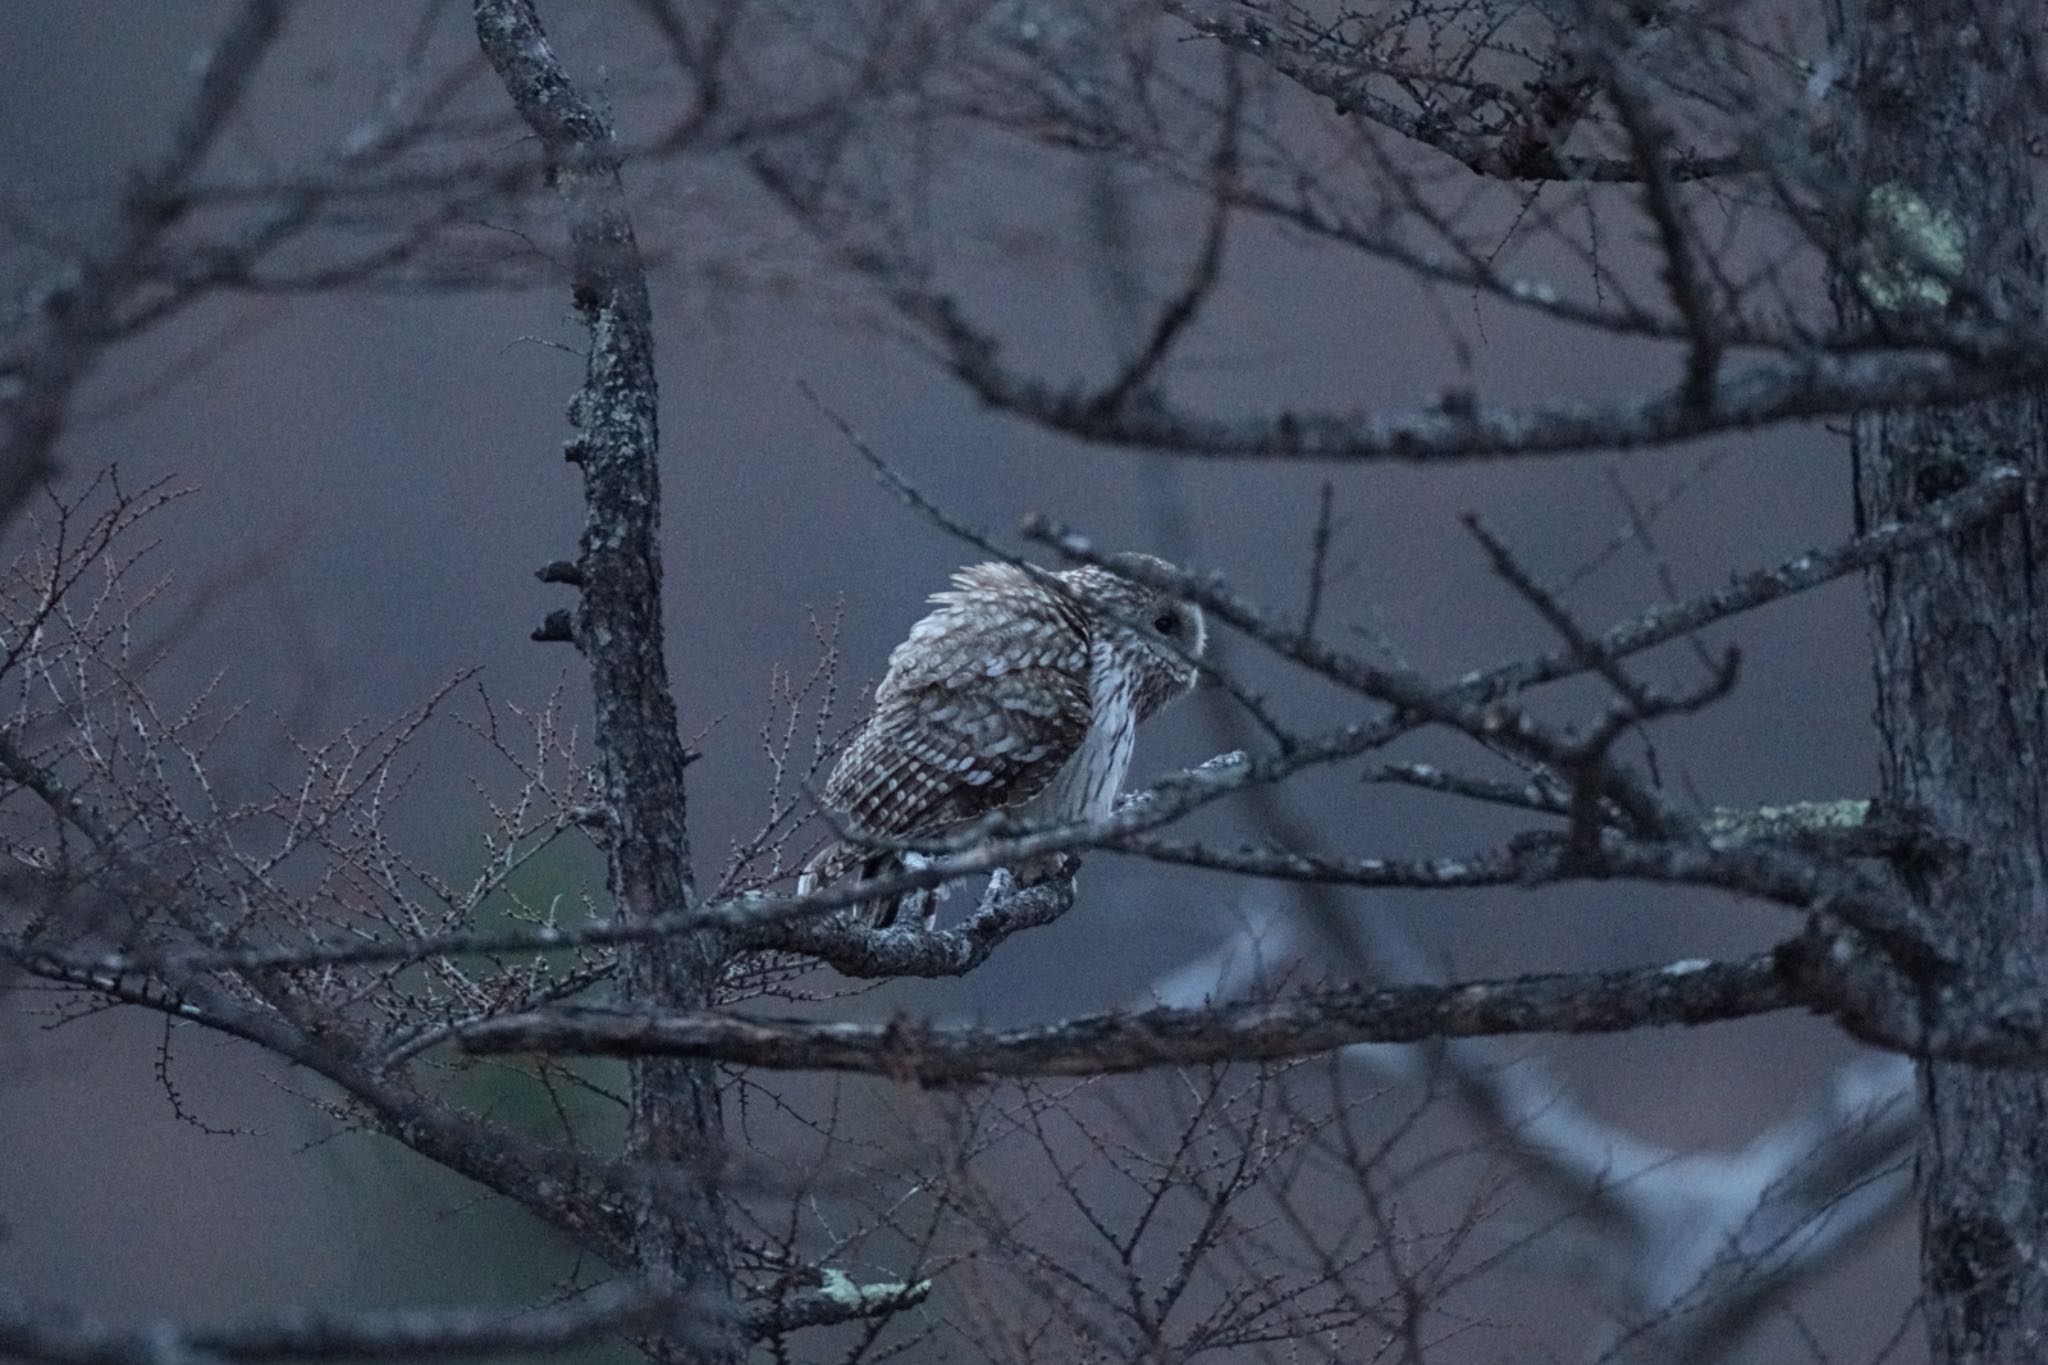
[474,4,740,1361]
[1850,3,2048,1359]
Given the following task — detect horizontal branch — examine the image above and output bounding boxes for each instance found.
[734,866,1078,977]
[938,327,2043,461]
[22,749,1291,979]
[456,948,1806,1081]
[1111,832,1562,887]
[1115,824,1935,934]
[746,1272,932,1338]
[0,1282,672,1365]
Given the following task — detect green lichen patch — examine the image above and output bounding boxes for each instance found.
[1858,182,1965,312]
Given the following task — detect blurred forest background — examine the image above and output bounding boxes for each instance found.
[0,2,1914,1360]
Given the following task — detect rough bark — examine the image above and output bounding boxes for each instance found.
[456,948,1807,1080]
[473,3,739,1360]
[1849,2,2048,1359]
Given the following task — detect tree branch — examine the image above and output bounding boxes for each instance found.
[745,1272,933,1339]
[0,1,287,536]
[1162,0,1747,184]
[735,865,1079,977]
[0,1282,676,1365]
[925,301,2045,461]
[457,949,1808,1081]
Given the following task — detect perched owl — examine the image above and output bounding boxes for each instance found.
[800,553,1207,927]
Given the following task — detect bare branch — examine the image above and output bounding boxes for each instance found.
[0,1,287,535]
[0,1282,675,1365]
[457,949,1807,1080]
[737,865,1079,978]
[745,1272,933,1339]
[1163,0,1748,184]
[920,300,2045,461]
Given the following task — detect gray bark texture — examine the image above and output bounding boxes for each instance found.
[1850,2,2048,1359]
[473,2,740,1360]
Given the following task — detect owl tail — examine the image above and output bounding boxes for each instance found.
[796,842,908,928]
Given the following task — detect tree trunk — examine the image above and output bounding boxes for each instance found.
[1850,3,2048,1359]
[473,4,741,1360]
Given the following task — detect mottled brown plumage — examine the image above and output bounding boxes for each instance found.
[801,555,1206,926]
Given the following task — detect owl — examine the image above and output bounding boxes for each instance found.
[800,553,1207,927]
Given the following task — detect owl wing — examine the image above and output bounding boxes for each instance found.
[815,563,1094,856]
[825,664,1091,839]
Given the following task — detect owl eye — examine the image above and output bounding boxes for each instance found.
[1153,612,1180,636]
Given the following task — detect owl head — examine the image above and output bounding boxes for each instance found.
[1059,552,1208,719]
